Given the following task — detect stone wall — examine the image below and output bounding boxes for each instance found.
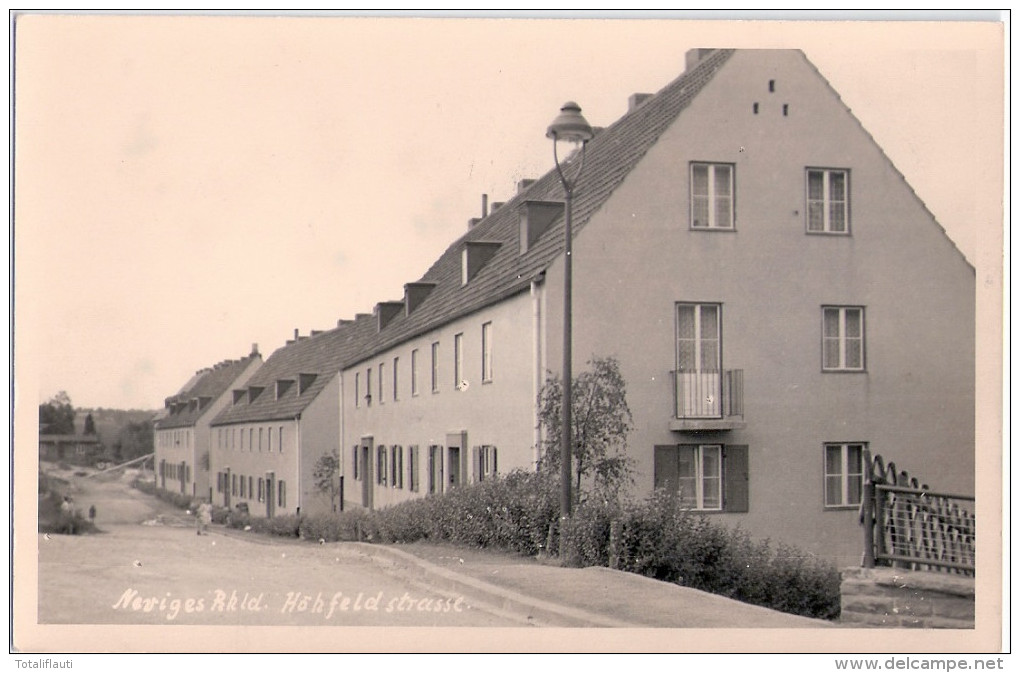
[840,567,974,628]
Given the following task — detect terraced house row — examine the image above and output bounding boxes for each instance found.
[153,48,975,565]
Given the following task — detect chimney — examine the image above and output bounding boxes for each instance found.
[482,193,489,218]
[337,318,354,328]
[517,178,536,194]
[628,93,653,112]
[250,342,259,356]
[685,48,716,71]
[491,201,505,212]
[294,328,300,340]
[468,217,482,229]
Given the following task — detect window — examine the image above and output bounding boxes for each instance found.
[279,426,284,453]
[654,444,748,512]
[482,322,493,382]
[259,427,263,452]
[807,168,849,233]
[393,357,399,401]
[240,475,246,498]
[454,333,464,388]
[822,306,865,371]
[366,367,373,406]
[431,342,440,393]
[240,430,245,451]
[278,480,286,508]
[258,477,264,502]
[379,362,385,404]
[232,474,237,496]
[691,162,734,229]
[474,446,498,482]
[352,445,360,480]
[411,349,420,396]
[248,476,253,499]
[391,445,403,489]
[377,446,387,486]
[676,303,722,418]
[249,429,253,451]
[825,443,865,507]
[428,445,442,494]
[409,446,420,492]
[355,372,361,408]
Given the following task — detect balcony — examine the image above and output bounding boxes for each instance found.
[669,369,745,431]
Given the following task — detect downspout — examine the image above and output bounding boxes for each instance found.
[338,370,345,511]
[531,275,545,469]
[294,414,301,516]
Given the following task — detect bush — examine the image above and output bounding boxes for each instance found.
[320,474,839,620]
[248,514,303,538]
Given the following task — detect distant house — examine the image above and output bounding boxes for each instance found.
[209,324,376,518]
[38,433,103,466]
[329,48,974,566]
[153,347,263,500]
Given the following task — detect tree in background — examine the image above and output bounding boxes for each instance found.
[39,391,76,435]
[114,420,154,462]
[537,356,635,505]
[83,413,97,435]
[312,450,342,513]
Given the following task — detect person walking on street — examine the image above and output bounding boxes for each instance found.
[196,501,212,535]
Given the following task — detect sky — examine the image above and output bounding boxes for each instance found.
[14,14,1004,412]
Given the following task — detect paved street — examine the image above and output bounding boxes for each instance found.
[35,468,525,627]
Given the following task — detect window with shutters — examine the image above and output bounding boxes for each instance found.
[473,446,498,482]
[690,162,735,230]
[428,445,443,494]
[822,306,865,371]
[408,445,420,492]
[377,445,387,486]
[824,442,865,508]
[391,445,403,489]
[806,168,849,234]
[654,444,748,512]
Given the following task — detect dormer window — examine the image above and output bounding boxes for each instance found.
[519,200,564,254]
[299,373,318,395]
[461,241,501,284]
[276,379,294,400]
[248,386,265,403]
[232,390,246,405]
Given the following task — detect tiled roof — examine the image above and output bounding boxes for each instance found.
[350,49,735,365]
[205,49,735,425]
[155,353,261,429]
[210,315,379,426]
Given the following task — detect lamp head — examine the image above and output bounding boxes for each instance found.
[546,101,594,144]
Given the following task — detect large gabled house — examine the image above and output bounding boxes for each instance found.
[334,48,974,566]
[153,347,263,500]
[208,319,376,518]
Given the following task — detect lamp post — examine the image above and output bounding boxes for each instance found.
[546,101,594,521]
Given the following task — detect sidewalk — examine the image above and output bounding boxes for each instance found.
[354,540,836,629]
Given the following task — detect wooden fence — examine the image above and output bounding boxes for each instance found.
[860,451,975,575]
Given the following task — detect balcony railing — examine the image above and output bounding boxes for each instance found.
[670,369,744,431]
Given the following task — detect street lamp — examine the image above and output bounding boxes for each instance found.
[546,101,594,521]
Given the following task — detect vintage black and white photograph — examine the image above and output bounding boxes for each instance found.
[12,12,1004,656]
